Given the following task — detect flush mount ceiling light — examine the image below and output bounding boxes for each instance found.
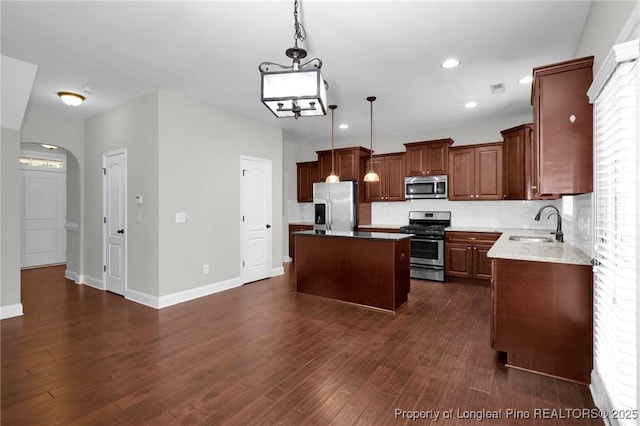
[441,58,460,69]
[259,0,328,119]
[464,101,478,109]
[41,144,58,150]
[326,105,340,183]
[363,96,380,183]
[57,91,85,107]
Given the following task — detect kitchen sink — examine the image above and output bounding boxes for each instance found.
[508,235,555,243]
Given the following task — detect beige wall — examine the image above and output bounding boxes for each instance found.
[575,0,639,70]
[158,91,283,296]
[1,128,21,313]
[84,91,160,296]
[83,90,283,301]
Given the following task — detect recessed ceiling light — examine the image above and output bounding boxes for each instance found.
[518,75,533,85]
[464,102,478,109]
[441,58,460,69]
[339,124,349,130]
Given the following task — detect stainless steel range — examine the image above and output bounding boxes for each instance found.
[399,211,451,281]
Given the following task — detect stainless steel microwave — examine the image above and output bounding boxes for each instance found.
[405,175,448,199]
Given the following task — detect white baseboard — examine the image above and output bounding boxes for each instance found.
[125,288,160,309]
[1,303,24,320]
[590,369,617,426]
[65,269,78,283]
[283,255,292,263]
[155,276,243,309]
[272,266,285,276]
[80,274,104,290]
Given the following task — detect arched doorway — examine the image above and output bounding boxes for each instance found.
[19,142,81,280]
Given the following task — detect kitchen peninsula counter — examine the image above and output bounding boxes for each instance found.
[294,230,411,312]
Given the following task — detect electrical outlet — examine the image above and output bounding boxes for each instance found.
[203,264,209,274]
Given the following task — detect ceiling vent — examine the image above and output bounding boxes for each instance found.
[490,83,506,94]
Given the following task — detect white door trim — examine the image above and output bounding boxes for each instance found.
[102,148,127,294]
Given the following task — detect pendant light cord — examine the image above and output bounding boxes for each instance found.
[331,107,335,173]
[293,0,306,48]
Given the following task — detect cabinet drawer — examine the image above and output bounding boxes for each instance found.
[445,231,500,244]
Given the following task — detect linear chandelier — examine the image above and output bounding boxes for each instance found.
[259,0,328,119]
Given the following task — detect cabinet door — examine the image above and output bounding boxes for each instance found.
[425,142,448,175]
[472,243,494,280]
[535,57,593,195]
[318,152,333,181]
[475,144,503,200]
[404,144,426,177]
[337,151,359,180]
[296,162,318,202]
[445,242,472,279]
[502,129,525,200]
[365,157,385,201]
[448,148,475,200]
[385,155,406,201]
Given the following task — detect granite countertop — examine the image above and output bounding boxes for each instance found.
[293,229,411,241]
[487,230,592,266]
[357,224,405,230]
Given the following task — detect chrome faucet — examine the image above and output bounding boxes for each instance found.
[534,205,563,242]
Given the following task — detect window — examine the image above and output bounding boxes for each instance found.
[591,41,638,424]
[19,154,65,170]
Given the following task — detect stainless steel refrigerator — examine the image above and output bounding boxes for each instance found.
[313,181,358,232]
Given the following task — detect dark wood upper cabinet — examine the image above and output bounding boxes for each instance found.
[532,56,594,195]
[404,139,453,176]
[448,142,503,201]
[501,124,529,200]
[316,147,371,183]
[365,152,405,202]
[296,161,318,202]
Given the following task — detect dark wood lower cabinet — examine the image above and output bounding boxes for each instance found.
[491,258,593,384]
[288,224,313,260]
[445,232,500,285]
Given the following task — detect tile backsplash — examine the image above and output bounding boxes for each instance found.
[370,199,563,230]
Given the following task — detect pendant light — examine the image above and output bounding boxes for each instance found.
[363,96,380,182]
[259,0,328,119]
[326,105,340,183]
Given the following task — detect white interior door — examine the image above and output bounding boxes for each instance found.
[241,156,272,284]
[103,150,127,295]
[20,167,66,267]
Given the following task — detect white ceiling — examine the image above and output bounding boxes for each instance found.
[1,1,592,145]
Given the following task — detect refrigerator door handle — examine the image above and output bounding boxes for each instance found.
[326,197,331,231]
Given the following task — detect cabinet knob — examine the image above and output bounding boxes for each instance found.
[569,114,576,123]
[532,185,537,189]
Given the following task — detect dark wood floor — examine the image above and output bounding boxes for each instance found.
[2,265,601,425]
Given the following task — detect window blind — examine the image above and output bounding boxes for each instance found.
[593,57,638,425]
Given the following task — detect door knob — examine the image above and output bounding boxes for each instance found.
[266,224,272,229]
[117,229,125,234]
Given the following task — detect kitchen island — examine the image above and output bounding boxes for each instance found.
[294,230,411,312]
